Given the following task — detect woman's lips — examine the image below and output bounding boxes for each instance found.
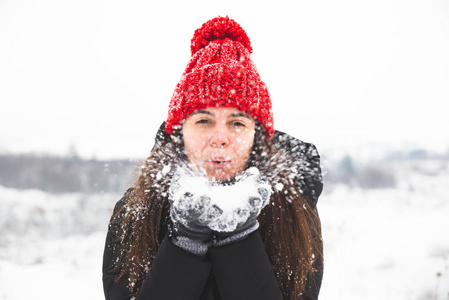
[208,157,231,168]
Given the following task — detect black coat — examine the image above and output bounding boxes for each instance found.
[102,128,323,300]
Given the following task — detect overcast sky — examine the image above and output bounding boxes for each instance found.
[1,0,448,159]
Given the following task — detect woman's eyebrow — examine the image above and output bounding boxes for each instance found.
[191,109,213,116]
[229,112,252,119]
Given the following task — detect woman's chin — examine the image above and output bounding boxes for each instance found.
[206,168,236,181]
[192,163,245,181]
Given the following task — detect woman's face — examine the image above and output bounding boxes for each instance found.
[182,106,255,181]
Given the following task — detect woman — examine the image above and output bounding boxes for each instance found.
[103,16,323,300]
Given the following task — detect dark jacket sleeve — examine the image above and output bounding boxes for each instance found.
[137,235,212,300]
[102,190,212,300]
[272,131,323,207]
[102,192,132,300]
[209,231,284,300]
[103,230,130,299]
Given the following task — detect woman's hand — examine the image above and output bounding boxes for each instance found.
[169,191,219,242]
[168,167,271,245]
[211,172,271,241]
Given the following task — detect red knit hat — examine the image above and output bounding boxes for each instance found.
[165,16,274,138]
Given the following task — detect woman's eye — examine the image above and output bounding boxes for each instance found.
[196,119,211,124]
[230,121,245,127]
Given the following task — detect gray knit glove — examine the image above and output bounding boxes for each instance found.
[168,167,271,255]
[168,169,219,255]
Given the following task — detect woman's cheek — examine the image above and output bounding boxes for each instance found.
[235,138,251,151]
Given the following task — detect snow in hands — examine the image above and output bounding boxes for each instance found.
[169,166,271,232]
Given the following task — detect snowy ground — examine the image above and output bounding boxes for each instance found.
[319,185,449,300]
[0,188,118,300]
[0,163,448,300]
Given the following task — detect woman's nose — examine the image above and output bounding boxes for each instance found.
[209,127,230,148]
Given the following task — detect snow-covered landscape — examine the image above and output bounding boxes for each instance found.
[1,0,449,299]
[1,151,448,300]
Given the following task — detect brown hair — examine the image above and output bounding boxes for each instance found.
[251,125,323,299]
[111,125,322,299]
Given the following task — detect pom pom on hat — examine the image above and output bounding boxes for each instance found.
[191,16,252,55]
[166,16,274,138]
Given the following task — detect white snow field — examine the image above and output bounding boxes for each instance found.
[0,159,448,300]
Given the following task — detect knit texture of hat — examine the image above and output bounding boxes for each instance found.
[165,16,274,138]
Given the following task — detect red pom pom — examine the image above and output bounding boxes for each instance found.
[190,16,252,56]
